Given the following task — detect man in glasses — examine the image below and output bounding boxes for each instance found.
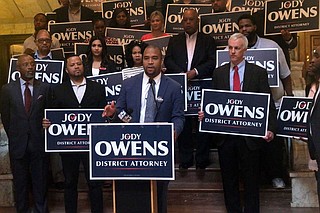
[23,13,60,55]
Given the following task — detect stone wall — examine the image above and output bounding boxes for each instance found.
[0,122,14,207]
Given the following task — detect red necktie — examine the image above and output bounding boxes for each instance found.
[24,81,31,113]
[233,65,241,91]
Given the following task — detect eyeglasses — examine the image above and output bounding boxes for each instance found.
[36,38,52,43]
[313,49,320,58]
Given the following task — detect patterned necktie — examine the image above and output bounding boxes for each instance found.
[24,81,31,113]
[144,79,156,122]
[233,65,241,91]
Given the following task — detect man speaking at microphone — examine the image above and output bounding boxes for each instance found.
[103,45,185,213]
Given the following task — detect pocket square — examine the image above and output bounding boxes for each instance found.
[37,95,43,100]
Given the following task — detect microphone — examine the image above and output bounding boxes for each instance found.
[118,108,133,123]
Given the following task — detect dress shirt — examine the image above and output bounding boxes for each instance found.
[34,51,52,60]
[185,32,198,72]
[229,60,245,91]
[139,73,161,122]
[92,68,100,76]
[68,6,81,22]
[71,78,86,103]
[20,78,34,106]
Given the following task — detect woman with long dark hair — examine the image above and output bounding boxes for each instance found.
[84,36,117,76]
[122,40,148,79]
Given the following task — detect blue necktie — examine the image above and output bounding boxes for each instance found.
[144,79,156,122]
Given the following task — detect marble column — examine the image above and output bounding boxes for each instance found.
[0,121,14,206]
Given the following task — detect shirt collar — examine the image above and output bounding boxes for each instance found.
[143,72,161,86]
[70,77,86,86]
[185,31,198,39]
[20,78,34,86]
[231,59,245,71]
[34,51,52,60]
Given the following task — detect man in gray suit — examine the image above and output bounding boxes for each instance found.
[1,54,51,213]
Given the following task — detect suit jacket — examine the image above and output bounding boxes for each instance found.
[307,91,320,160]
[116,73,185,135]
[54,6,95,23]
[212,61,277,150]
[0,79,52,159]
[52,79,106,109]
[164,32,216,79]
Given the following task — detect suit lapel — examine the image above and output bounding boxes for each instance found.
[156,74,168,118]
[192,33,201,69]
[242,62,253,92]
[30,80,40,115]
[181,34,188,71]
[13,80,25,110]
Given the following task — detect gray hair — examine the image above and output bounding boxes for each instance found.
[229,33,248,49]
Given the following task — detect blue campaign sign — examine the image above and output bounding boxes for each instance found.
[8,58,64,84]
[87,72,123,104]
[89,123,174,180]
[45,109,106,152]
[165,73,187,111]
[199,89,270,137]
[217,49,279,87]
[277,97,313,138]
[186,78,213,116]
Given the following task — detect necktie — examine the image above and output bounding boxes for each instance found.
[24,81,31,113]
[144,79,156,122]
[233,65,241,91]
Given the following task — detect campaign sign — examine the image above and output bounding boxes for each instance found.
[45,12,56,22]
[200,11,250,47]
[49,21,93,54]
[186,78,213,116]
[165,73,187,111]
[216,48,279,87]
[144,35,172,57]
[102,0,146,27]
[75,43,89,56]
[106,28,150,45]
[277,97,313,138]
[45,109,106,152]
[199,89,270,137]
[89,123,174,180]
[87,72,123,104]
[265,0,320,35]
[107,45,125,71]
[230,0,265,13]
[8,58,64,84]
[165,4,212,33]
[51,48,65,60]
[82,0,104,11]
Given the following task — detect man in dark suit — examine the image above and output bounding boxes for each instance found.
[45,55,106,213]
[307,45,320,207]
[103,45,185,213]
[164,9,216,169]
[199,33,277,212]
[54,0,95,22]
[0,54,51,213]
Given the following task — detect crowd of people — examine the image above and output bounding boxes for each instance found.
[1,0,319,212]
